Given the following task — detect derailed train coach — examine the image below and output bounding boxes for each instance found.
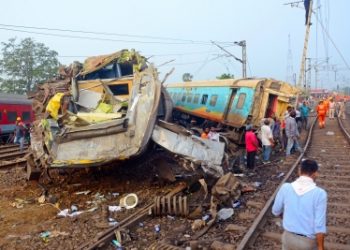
[166,78,300,144]
[27,49,225,180]
[27,50,172,179]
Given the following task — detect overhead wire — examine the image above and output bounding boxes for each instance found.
[0,23,233,46]
[314,12,350,72]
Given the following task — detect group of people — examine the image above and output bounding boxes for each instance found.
[245,104,309,169]
[316,98,346,129]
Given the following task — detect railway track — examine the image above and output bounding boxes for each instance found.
[240,113,350,249]
[0,144,27,168]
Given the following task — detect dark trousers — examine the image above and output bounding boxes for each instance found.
[247,151,256,169]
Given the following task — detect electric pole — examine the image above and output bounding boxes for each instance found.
[212,40,247,78]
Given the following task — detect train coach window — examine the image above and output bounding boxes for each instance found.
[22,112,31,121]
[209,95,218,106]
[181,94,187,102]
[8,111,17,122]
[187,94,193,103]
[0,112,2,120]
[201,94,208,105]
[236,93,246,109]
[193,94,200,104]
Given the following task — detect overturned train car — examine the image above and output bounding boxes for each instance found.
[166,78,299,144]
[27,50,171,178]
[27,50,226,180]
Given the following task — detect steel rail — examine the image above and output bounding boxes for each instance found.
[236,117,317,250]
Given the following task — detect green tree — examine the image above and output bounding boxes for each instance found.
[182,73,193,82]
[0,37,60,94]
[216,73,234,80]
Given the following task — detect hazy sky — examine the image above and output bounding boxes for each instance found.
[0,0,348,89]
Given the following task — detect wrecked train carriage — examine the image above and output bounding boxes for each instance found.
[166,78,299,143]
[27,50,173,179]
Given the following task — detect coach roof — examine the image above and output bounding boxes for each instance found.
[0,93,32,105]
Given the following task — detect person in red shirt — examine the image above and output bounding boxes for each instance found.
[245,124,259,169]
[317,100,327,128]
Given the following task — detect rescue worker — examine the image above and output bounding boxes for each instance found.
[201,127,210,139]
[328,99,335,119]
[316,100,327,129]
[323,98,330,116]
[14,117,26,152]
[245,125,259,170]
[338,99,346,120]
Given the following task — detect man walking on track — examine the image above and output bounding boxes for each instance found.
[316,100,326,128]
[272,159,327,250]
[338,99,346,120]
[328,99,335,119]
[300,101,310,130]
[285,111,303,156]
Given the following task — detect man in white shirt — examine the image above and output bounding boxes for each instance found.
[261,119,274,163]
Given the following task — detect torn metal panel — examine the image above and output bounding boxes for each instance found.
[76,89,102,109]
[151,123,225,167]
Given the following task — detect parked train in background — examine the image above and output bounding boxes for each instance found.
[166,78,299,144]
[0,93,34,141]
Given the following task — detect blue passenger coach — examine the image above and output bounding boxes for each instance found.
[166,78,298,143]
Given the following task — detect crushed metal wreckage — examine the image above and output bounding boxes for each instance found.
[27,49,225,180]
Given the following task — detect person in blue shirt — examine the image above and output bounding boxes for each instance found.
[300,101,311,130]
[272,159,327,250]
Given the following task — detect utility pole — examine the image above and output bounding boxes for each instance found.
[297,0,313,92]
[212,40,247,78]
[235,40,247,78]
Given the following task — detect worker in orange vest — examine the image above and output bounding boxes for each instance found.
[316,100,327,129]
[323,98,330,116]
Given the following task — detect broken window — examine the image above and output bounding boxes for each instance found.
[108,84,129,96]
[22,112,31,121]
[201,94,208,105]
[209,95,218,106]
[78,62,133,80]
[236,93,246,109]
[187,93,193,103]
[7,111,17,122]
[193,94,200,104]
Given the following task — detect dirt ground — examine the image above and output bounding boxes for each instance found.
[0,154,182,250]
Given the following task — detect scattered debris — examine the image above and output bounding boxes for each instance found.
[253,181,262,188]
[326,131,335,135]
[191,219,206,232]
[211,173,241,206]
[276,172,285,178]
[232,200,241,208]
[57,208,83,218]
[119,193,138,209]
[108,218,118,226]
[108,205,122,213]
[217,208,234,221]
[74,190,91,195]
